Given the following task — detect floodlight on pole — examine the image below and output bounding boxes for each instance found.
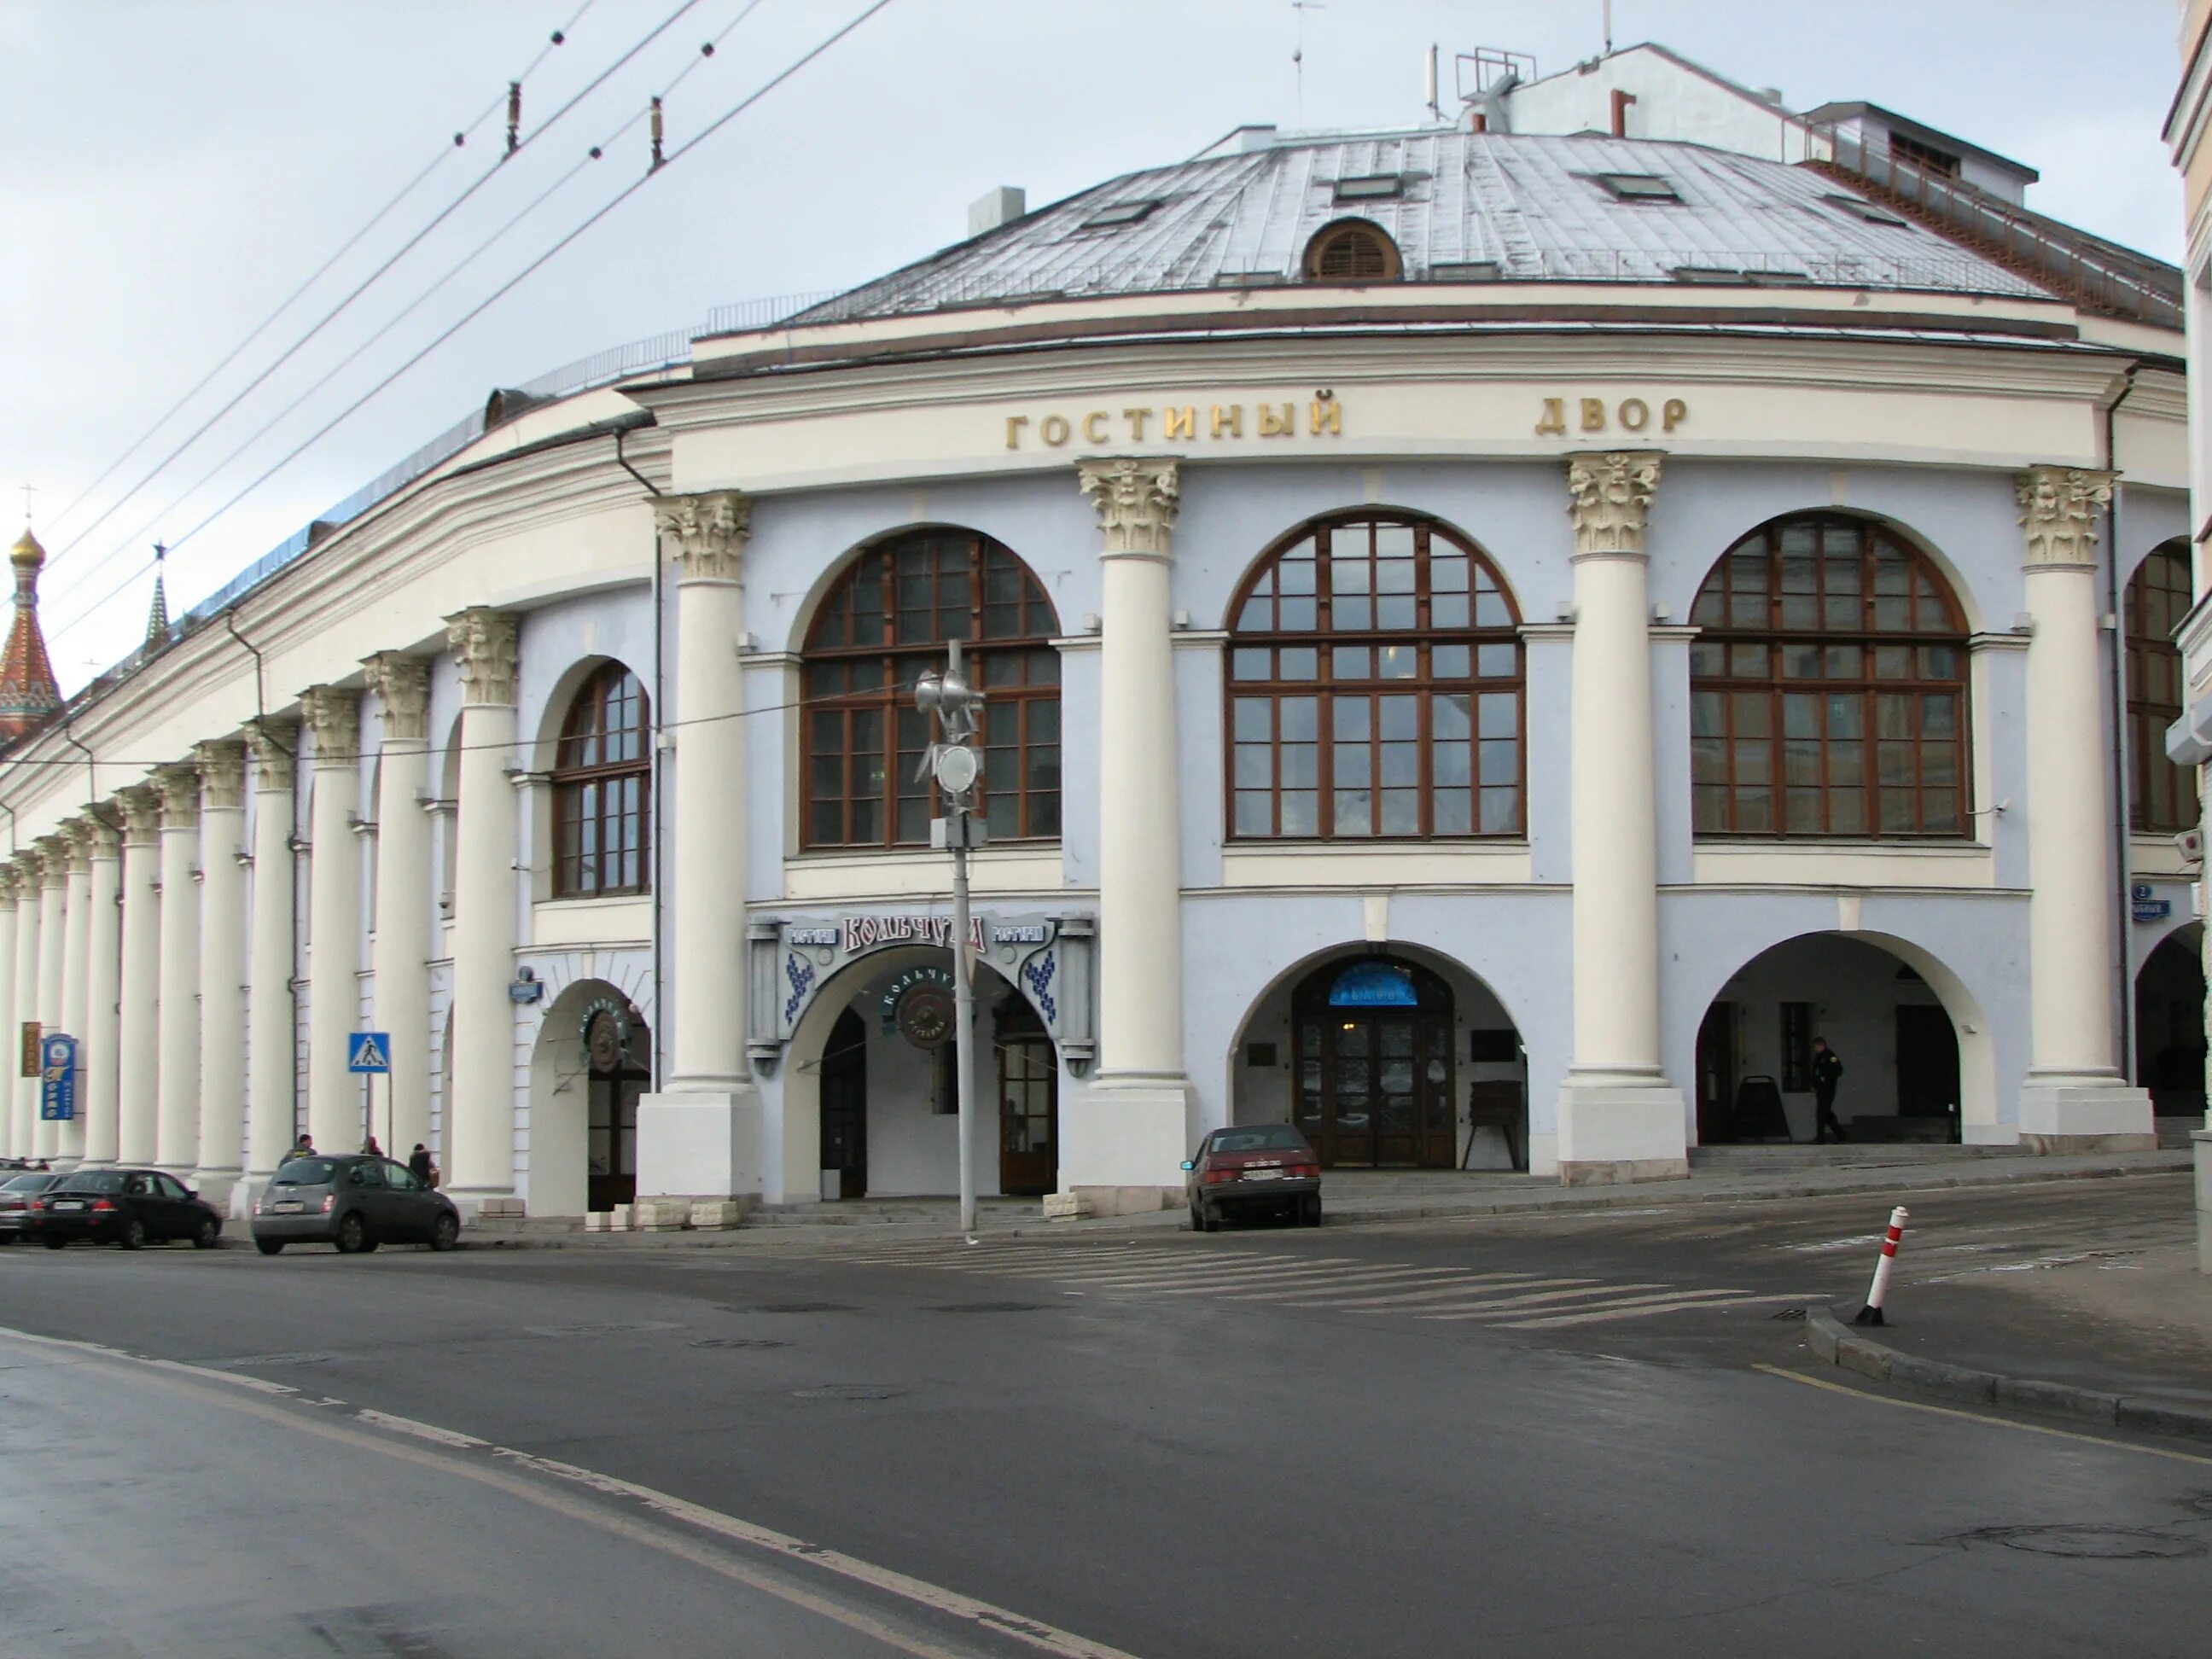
[917,637,987,1237]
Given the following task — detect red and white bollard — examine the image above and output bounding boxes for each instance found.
[1853,1205,1910,1326]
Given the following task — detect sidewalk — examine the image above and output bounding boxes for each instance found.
[460,1147,2192,1251]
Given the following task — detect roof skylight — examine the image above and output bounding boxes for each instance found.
[1080,199,1162,229]
[1823,194,1909,228]
[1594,172,1682,204]
[1332,174,1406,202]
[1429,260,1504,282]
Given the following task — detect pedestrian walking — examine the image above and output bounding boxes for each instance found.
[1811,1038,1848,1144]
[362,1134,383,1158]
[408,1143,438,1187]
[288,1131,315,1162]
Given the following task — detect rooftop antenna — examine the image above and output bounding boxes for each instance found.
[1424,44,1441,122]
[18,484,34,527]
[1602,0,1614,54]
[1292,0,1324,126]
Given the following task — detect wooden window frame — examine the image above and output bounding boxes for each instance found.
[2125,540,2198,836]
[1225,513,1524,842]
[802,528,1061,850]
[1689,514,1971,840]
[1303,218,1403,282]
[551,662,651,897]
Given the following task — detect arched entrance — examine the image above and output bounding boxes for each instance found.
[820,1008,868,1198]
[583,999,651,1211]
[1695,934,1982,1144]
[2134,928,2206,1121]
[525,978,651,1216]
[1291,957,1458,1167]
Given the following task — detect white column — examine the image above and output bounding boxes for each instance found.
[80,814,121,1167]
[58,818,91,1163]
[0,871,17,1161]
[153,765,202,1173]
[9,855,42,1158]
[1554,451,1688,1184]
[364,652,433,1162]
[241,721,299,1202]
[1063,457,1193,1195]
[2017,466,2155,1149]
[114,786,161,1165]
[32,836,65,1161]
[444,609,521,1199]
[193,741,247,1195]
[637,493,765,1202]
[300,685,363,1153]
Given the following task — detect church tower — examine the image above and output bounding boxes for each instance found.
[0,524,63,745]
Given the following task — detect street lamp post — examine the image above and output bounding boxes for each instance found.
[916,641,987,1237]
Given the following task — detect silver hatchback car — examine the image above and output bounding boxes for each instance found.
[251,1154,461,1254]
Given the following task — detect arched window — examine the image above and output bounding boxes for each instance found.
[551,663,650,896]
[1690,515,1969,838]
[1304,219,1402,282]
[804,528,1059,847]
[2126,540,2198,835]
[1227,513,1522,840]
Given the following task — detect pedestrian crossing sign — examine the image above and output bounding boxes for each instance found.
[347,1032,392,1074]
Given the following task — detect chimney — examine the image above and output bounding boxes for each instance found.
[968,186,1027,236]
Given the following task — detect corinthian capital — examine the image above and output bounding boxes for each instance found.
[194,738,247,811]
[33,834,67,887]
[1565,451,1663,558]
[116,784,160,846]
[244,719,299,793]
[300,685,362,768]
[362,652,433,743]
[60,817,94,876]
[444,609,520,707]
[84,812,120,860]
[152,763,201,830]
[1079,457,1180,558]
[655,490,751,582]
[2017,465,2114,570]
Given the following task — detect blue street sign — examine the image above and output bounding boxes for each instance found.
[39,1033,77,1121]
[2133,899,2174,923]
[347,1032,393,1074]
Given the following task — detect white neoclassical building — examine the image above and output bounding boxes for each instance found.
[0,107,2200,1220]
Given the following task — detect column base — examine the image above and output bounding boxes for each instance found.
[2017,1076,2155,1153]
[1556,1075,1689,1185]
[637,1084,764,1200]
[1058,1074,1191,1205]
[2192,1131,2210,1278]
[190,1167,242,1211]
[230,1173,277,1222]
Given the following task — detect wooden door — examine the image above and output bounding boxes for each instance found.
[1895,1005,1959,1128]
[998,1032,1057,1196]
[1292,959,1458,1169]
[587,1073,643,1212]
[1695,1003,1737,1144]
[820,1008,868,1200]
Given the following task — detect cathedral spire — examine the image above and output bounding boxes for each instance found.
[0,515,61,745]
[145,539,170,649]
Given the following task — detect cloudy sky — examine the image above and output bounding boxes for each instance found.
[0,0,2186,691]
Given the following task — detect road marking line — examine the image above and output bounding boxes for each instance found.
[1269,1274,1557,1310]
[1073,1262,1371,1293]
[1499,1291,1815,1329]
[0,1323,1145,1659]
[1752,1364,2212,1467]
[1414,1282,1656,1319]
[1213,1268,1486,1301]
[1144,1266,1464,1298]
[1021,1256,1336,1287]
[355,1408,490,1448]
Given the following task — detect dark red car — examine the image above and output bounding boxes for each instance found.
[1184,1124,1322,1231]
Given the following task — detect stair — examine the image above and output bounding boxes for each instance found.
[1688,1142,2030,1176]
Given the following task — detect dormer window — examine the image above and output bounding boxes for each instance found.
[1304,219,1402,282]
[1333,174,1405,202]
[1824,193,1908,228]
[1593,172,1681,204]
[1080,198,1162,229]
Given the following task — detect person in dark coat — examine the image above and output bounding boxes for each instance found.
[408,1143,437,1187]
[1811,1038,1848,1144]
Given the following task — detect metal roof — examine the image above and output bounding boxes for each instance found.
[791,131,2058,324]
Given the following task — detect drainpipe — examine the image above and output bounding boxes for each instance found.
[614,424,666,1090]
[2104,363,2143,1084]
[57,713,96,810]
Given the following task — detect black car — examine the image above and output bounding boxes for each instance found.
[0,1171,63,1241]
[26,1167,224,1250]
[251,1153,461,1254]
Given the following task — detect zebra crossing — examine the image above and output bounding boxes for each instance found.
[777,1238,1813,1330]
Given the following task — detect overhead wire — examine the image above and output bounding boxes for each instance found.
[45,0,698,584]
[54,1,774,597]
[45,0,899,648]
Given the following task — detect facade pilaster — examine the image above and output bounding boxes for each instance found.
[364,652,434,1161]
[152,765,202,1172]
[242,722,299,1200]
[2016,465,2155,1150]
[443,611,521,1199]
[193,741,247,1194]
[637,492,765,1202]
[58,818,92,1163]
[114,786,161,1164]
[1554,451,1688,1183]
[32,836,65,1160]
[1066,457,1192,1197]
[301,685,364,1153]
[79,814,121,1167]
[9,856,42,1158]
[0,871,17,1161]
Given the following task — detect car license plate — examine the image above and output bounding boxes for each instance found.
[272,1201,305,1214]
[51,1199,84,1210]
[1243,1169,1283,1182]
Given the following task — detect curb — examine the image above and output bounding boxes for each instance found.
[1803,1307,2212,1447]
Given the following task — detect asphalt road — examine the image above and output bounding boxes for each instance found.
[3,1176,2208,1657]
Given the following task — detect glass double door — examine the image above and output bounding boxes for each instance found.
[1295,1010,1455,1168]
